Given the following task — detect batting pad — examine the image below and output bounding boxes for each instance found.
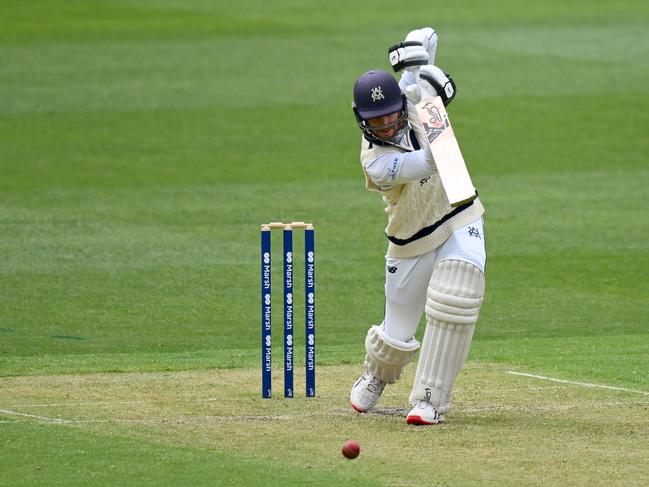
[364,325,420,384]
[409,260,484,412]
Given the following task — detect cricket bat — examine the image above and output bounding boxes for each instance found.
[415,96,476,207]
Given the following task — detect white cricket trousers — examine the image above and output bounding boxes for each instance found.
[383,218,486,342]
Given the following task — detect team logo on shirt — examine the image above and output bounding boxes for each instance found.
[468,226,482,239]
[386,158,399,181]
[371,86,385,102]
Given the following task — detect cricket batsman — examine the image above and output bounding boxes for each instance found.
[349,27,486,424]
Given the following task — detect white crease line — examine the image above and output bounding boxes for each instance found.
[0,408,81,424]
[506,371,649,396]
[10,401,146,408]
[0,407,112,424]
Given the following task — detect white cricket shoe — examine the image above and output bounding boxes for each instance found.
[350,370,386,413]
[406,400,443,425]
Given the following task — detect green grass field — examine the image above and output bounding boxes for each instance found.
[1,1,648,485]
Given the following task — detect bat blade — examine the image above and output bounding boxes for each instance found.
[415,96,476,207]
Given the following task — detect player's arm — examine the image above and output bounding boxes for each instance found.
[363,149,436,190]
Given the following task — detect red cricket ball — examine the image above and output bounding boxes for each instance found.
[341,439,361,459]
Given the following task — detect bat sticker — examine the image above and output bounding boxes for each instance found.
[419,100,449,144]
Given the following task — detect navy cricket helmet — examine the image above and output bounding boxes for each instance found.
[352,69,408,143]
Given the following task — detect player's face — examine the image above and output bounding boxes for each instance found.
[367,112,401,139]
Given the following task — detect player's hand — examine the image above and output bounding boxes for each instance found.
[388,41,428,72]
[405,27,438,64]
[418,65,457,106]
[388,27,439,72]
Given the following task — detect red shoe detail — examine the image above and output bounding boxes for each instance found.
[406,415,439,425]
[351,402,366,413]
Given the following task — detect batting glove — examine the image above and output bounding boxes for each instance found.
[388,41,429,72]
[418,65,457,106]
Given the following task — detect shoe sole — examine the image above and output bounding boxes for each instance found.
[406,415,440,425]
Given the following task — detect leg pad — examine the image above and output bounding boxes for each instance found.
[409,260,485,412]
[364,325,420,384]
